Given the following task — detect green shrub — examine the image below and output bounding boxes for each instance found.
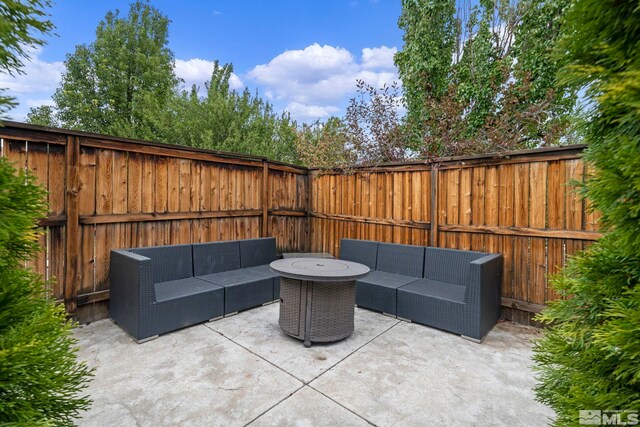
[0,157,93,425]
[533,0,640,425]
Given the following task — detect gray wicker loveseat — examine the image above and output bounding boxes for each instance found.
[340,238,503,342]
[110,237,280,342]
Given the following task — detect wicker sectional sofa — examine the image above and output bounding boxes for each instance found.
[339,238,503,342]
[110,237,280,342]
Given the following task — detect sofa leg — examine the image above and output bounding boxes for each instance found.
[208,316,223,322]
[397,316,412,322]
[224,312,238,318]
[135,335,159,344]
[383,312,397,318]
[461,335,483,344]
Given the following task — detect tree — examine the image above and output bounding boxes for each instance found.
[44,1,179,139]
[0,157,93,424]
[394,0,456,148]
[344,80,408,164]
[395,0,576,157]
[293,117,354,169]
[26,104,57,127]
[0,0,54,117]
[533,0,640,425]
[148,61,300,163]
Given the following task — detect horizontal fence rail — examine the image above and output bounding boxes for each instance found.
[1,121,600,325]
[309,144,600,324]
[0,122,309,322]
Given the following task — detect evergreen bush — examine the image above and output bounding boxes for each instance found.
[533,0,640,425]
[0,157,93,425]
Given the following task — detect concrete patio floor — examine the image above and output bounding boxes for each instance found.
[74,304,554,426]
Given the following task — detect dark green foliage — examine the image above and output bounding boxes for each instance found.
[394,0,576,156]
[395,0,456,145]
[533,0,640,424]
[27,3,299,164]
[0,158,93,425]
[0,0,54,117]
[51,1,179,139]
[148,61,300,164]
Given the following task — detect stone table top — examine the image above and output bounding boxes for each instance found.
[270,258,369,282]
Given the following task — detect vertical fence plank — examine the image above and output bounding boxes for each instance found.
[498,165,515,300]
[166,157,180,213]
[529,163,548,305]
[262,162,269,236]
[64,136,80,315]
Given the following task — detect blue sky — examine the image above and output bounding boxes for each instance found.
[2,0,404,123]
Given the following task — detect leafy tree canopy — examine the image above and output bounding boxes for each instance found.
[28,2,300,163]
[0,0,54,117]
[147,61,300,164]
[395,0,577,157]
[43,1,179,139]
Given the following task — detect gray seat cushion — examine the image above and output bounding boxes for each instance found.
[244,264,279,279]
[358,270,420,289]
[399,279,466,303]
[424,247,487,285]
[240,238,277,268]
[355,270,420,315]
[197,268,273,314]
[339,239,378,269]
[192,241,241,276]
[197,268,269,286]
[376,243,424,277]
[131,244,193,282]
[154,277,223,303]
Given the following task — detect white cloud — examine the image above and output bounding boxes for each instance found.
[0,47,64,121]
[0,49,64,95]
[361,46,397,70]
[285,102,340,121]
[26,98,55,107]
[248,43,400,122]
[174,58,244,93]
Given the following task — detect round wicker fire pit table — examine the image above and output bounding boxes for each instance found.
[270,258,369,347]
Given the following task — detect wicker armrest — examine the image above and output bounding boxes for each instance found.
[110,250,155,302]
[468,253,503,336]
[110,250,155,340]
[468,254,503,295]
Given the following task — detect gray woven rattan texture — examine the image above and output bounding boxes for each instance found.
[278,277,356,344]
[340,239,503,341]
[240,237,277,267]
[192,241,241,275]
[110,238,279,342]
[338,239,378,269]
[397,248,503,340]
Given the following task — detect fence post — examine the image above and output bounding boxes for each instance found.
[430,166,439,247]
[261,161,269,237]
[64,135,80,316]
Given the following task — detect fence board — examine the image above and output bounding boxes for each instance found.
[0,122,602,325]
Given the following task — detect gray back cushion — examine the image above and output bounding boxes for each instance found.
[131,244,193,283]
[376,243,424,277]
[240,238,277,268]
[192,241,241,276]
[339,239,378,269]
[424,247,487,285]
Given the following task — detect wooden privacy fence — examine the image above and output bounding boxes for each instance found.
[0,122,309,322]
[1,122,600,325]
[309,145,601,324]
